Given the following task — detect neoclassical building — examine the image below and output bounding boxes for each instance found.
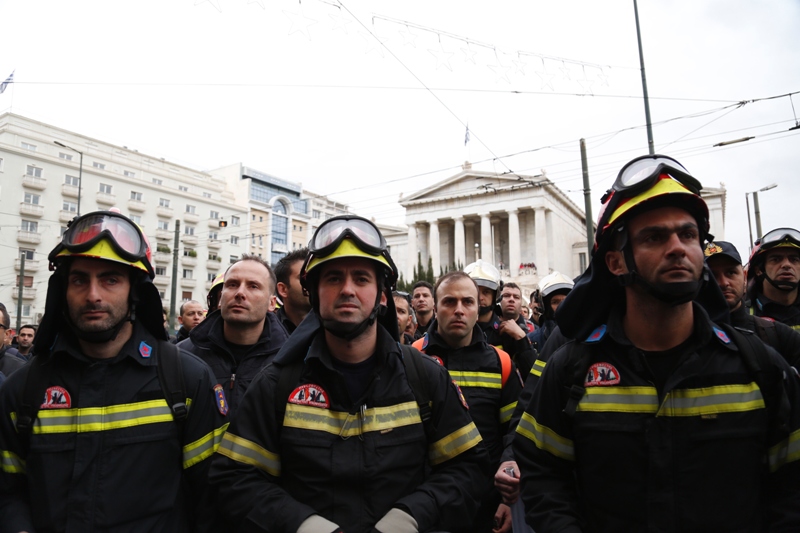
[400,164,591,294]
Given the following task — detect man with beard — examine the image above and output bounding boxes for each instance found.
[513,155,800,531]
[0,210,226,532]
[274,248,312,334]
[747,228,800,329]
[14,324,36,359]
[211,215,489,533]
[179,254,288,419]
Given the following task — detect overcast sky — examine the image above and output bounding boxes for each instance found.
[2,0,798,258]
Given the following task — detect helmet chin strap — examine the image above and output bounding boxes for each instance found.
[66,304,133,344]
[322,289,383,341]
[618,246,703,306]
[764,273,799,292]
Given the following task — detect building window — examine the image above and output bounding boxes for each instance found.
[230,236,239,245]
[259,216,263,222]
[230,255,238,264]
[129,214,142,225]
[19,248,35,260]
[203,192,211,198]
[16,275,33,287]
[65,175,80,186]
[124,170,136,178]
[210,210,219,219]
[209,231,218,240]
[579,252,587,273]
[21,304,31,317]
[159,198,170,208]
[272,202,289,246]
[182,291,192,301]
[179,185,188,192]
[60,226,68,236]
[158,220,169,231]
[130,191,143,201]
[23,193,41,205]
[231,215,240,226]
[153,178,163,186]
[21,220,38,233]
[185,204,196,214]
[271,251,286,264]
[26,165,42,178]
[63,201,78,213]
[183,248,195,257]
[207,273,216,282]
[155,266,167,276]
[183,269,193,279]
[252,214,256,221]
[99,183,113,194]
[93,162,105,169]
[21,142,36,151]
[59,152,73,161]
[184,226,195,236]
[258,235,263,247]
[313,210,321,219]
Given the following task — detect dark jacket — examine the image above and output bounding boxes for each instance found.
[513,303,800,532]
[178,310,289,420]
[275,306,297,335]
[751,291,800,329]
[172,325,192,344]
[210,317,490,533]
[479,312,536,378]
[731,304,800,366]
[0,346,26,377]
[0,322,228,533]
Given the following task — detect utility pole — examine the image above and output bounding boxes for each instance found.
[633,0,655,154]
[580,139,594,252]
[16,253,25,331]
[170,220,180,333]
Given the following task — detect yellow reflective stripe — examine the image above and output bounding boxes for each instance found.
[284,401,422,438]
[216,432,281,476]
[768,428,800,472]
[658,383,765,417]
[449,371,502,389]
[429,421,482,466]
[183,422,229,469]
[530,359,546,377]
[516,411,574,461]
[20,399,184,434]
[1,450,25,474]
[791,325,800,332]
[499,401,517,424]
[577,386,659,414]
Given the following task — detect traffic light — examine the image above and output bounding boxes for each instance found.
[219,220,228,228]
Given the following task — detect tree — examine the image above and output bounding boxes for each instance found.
[426,257,435,284]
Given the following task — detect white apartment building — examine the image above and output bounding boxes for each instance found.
[0,113,248,326]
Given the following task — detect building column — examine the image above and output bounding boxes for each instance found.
[535,207,549,274]
[465,221,476,263]
[508,208,521,276]
[406,223,417,281]
[479,212,492,263]
[429,220,440,276]
[454,216,466,269]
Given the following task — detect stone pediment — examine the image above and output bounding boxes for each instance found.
[399,169,546,207]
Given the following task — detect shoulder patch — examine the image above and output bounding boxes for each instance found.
[712,326,731,344]
[452,379,469,410]
[585,324,607,343]
[288,383,330,409]
[760,316,776,322]
[585,362,621,387]
[430,355,444,366]
[420,335,430,351]
[139,341,152,358]
[213,384,229,416]
[42,386,71,409]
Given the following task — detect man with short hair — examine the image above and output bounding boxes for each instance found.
[513,155,800,531]
[274,248,312,334]
[0,210,226,532]
[172,300,205,344]
[211,215,489,533]
[393,291,414,344]
[179,254,288,419]
[15,324,36,359]
[747,228,800,328]
[413,272,523,532]
[0,304,25,375]
[411,281,435,337]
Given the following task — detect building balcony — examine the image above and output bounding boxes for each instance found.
[62,184,80,198]
[22,175,47,190]
[156,230,172,241]
[181,255,197,267]
[11,287,37,300]
[128,199,147,212]
[205,280,214,291]
[60,210,78,223]
[208,219,222,228]
[183,212,199,224]
[208,239,221,250]
[96,192,116,206]
[154,252,171,264]
[154,275,170,287]
[19,203,44,217]
[182,235,198,246]
[17,231,41,244]
[156,206,174,218]
[14,258,40,272]
[181,278,197,288]
[206,259,222,271]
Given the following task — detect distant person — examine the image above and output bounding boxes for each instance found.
[0,306,25,376]
[172,299,205,344]
[207,272,225,313]
[15,324,36,359]
[411,281,435,337]
[527,272,573,353]
[393,291,414,344]
[274,248,312,334]
[747,228,800,328]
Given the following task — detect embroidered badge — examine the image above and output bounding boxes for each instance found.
[712,326,731,344]
[585,362,621,387]
[213,384,229,416]
[585,325,607,343]
[139,341,152,358]
[41,386,71,409]
[704,242,723,257]
[452,379,469,410]
[288,383,330,408]
[430,355,444,366]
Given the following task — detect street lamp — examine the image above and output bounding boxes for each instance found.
[54,141,83,216]
[745,183,778,253]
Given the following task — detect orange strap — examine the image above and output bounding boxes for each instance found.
[412,338,425,351]
[413,337,512,387]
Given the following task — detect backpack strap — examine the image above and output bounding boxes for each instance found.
[16,355,52,449]
[275,360,305,429]
[156,340,188,434]
[493,346,512,387]
[753,316,779,349]
[400,344,436,441]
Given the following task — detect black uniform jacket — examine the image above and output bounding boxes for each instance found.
[479,312,536,378]
[513,303,800,533]
[0,345,26,377]
[210,323,491,533]
[178,309,288,419]
[752,291,800,329]
[0,322,228,533]
[731,304,800,366]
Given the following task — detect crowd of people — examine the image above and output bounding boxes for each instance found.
[1,153,800,532]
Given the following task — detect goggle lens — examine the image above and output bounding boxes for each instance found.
[758,228,800,247]
[615,156,692,191]
[65,214,144,257]
[310,218,384,254]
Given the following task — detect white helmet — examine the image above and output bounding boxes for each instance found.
[537,271,574,320]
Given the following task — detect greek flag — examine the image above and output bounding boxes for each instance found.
[0,71,14,94]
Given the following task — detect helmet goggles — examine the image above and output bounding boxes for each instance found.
[756,228,800,249]
[309,216,387,258]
